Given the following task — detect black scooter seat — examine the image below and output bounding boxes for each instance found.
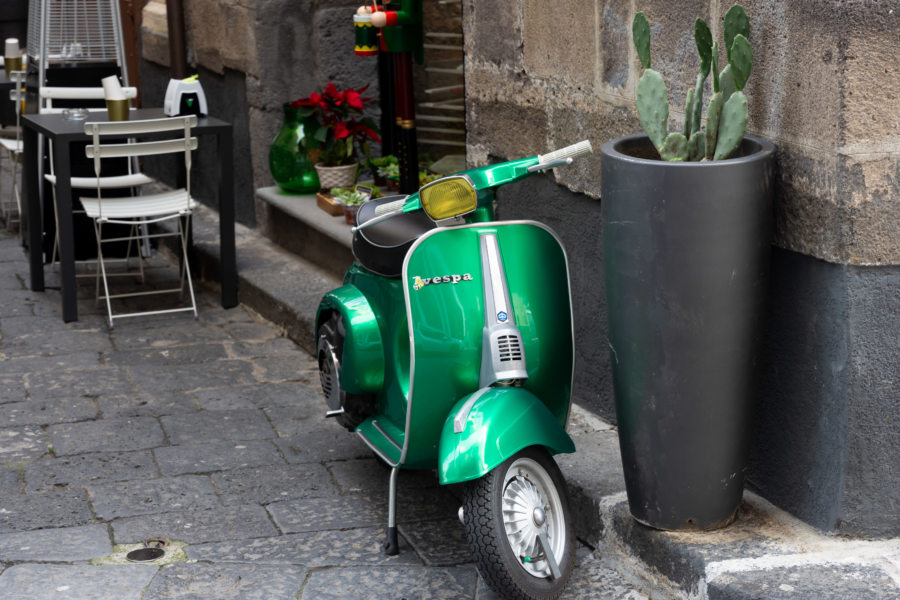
[352,195,435,278]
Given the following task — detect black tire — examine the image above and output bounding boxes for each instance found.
[463,446,575,600]
[317,313,375,431]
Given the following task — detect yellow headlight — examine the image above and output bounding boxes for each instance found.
[419,176,478,221]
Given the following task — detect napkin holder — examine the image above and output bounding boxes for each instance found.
[164,78,207,117]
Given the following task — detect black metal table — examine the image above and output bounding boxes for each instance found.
[21,108,237,322]
[0,71,16,127]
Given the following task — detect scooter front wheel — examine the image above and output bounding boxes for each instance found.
[463,446,575,600]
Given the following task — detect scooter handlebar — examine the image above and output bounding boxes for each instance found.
[374,198,407,216]
[537,140,593,164]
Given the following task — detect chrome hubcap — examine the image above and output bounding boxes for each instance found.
[501,457,566,578]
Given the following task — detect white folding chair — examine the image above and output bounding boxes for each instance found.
[0,70,26,229]
[81,115,199,328]
[37,86,152,275]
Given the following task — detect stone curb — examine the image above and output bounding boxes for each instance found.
[182,204,900,600]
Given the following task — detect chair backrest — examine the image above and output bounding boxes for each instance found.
[39,86,138,114]
[83,115,198,219]
[39,85,142,183]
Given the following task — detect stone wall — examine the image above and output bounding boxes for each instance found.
[466,0,900,265]
[140,0,381,226]
[463,0,898,537]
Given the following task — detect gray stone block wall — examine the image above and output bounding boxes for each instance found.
[139,0,381,228]
[463,0,899,537]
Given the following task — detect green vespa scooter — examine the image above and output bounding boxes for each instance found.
[315,140,592,600]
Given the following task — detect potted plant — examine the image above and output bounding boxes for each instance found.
[370,154,398,187]
[292,82,381,190]
[600,4,775,531]
[331,186,374,225]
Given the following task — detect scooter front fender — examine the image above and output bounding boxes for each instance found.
[438,387,575,485]
[316,285,384,394]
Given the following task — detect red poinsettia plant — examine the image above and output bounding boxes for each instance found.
[291,82,381,167]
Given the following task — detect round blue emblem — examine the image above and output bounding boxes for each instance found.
[497,311,508,322]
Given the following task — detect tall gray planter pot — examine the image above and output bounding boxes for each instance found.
[600,133,775,531]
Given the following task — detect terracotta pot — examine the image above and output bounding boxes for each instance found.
[343,204,360,225]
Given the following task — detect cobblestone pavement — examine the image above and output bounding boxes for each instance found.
[0,229,652,599]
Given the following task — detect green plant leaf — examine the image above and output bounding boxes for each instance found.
[659,132,688,161]
[724,4,750,63]
[692,73,705,135]
[719,64,736,104]
[684,87,695,137]
[713,91,748,160]
[636,69,669,150]
[729,34,752,91]
[711,41,720,93]
[687,130,707,161]
[694,18,713,77]
[705,91,724,159]
[633,12,652,69]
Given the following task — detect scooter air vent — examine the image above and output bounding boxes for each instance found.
[317,335,343,412]
[479,233,528,385]
[320,362,334,397]
[497,334,523,362]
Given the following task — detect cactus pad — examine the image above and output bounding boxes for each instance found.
[719,64,736,104]
[684,88,695,136]
[687,131,707,161]
[633,12,652,69]
[713,91,748,160]
[691,73,705,135]
[694,19,713,77]
[724,4,750,63]
[711,41,720,93]
[730,34,752,91]
[636,69,669,150]
[660,132,689,161]
[705,92,724,159]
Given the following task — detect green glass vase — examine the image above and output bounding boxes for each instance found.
[269,103,319,193]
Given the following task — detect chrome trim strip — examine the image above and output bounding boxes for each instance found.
[453,386,491,434]
[356,429,399,468]
[482,233,510,324]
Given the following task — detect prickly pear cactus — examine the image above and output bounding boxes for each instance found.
[636,69,669,150]
[631,4,753,161]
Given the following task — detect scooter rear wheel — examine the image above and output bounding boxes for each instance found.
[463,446,575,600]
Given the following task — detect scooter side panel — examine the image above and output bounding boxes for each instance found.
[437,387,575,484]
[317,285,385,395]
[402,222,574,469]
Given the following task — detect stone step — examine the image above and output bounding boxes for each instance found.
[559,406,900,599]
[256,186,354,281]
[186,201,900,600]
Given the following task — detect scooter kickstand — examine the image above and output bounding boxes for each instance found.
[383,466,400,555]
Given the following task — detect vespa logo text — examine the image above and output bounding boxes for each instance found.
[413,273,473,291]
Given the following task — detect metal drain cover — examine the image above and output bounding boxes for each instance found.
[125,539,169,563]
[125,547,165,562]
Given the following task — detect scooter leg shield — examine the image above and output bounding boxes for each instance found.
[316,285,385,395]
[438,387,575,485]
